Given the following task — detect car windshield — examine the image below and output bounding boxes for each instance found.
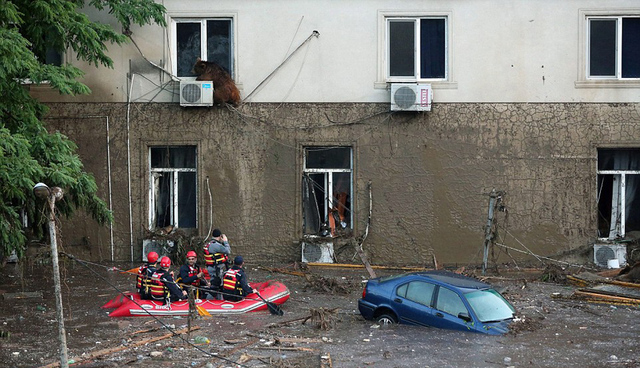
[465,289,515,323]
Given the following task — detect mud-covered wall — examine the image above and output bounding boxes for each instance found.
[44,102,640,266]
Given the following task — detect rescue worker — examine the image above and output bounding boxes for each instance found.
[178,250,210,299]
[136,251,158,300]
[149,256,187,303]
[204,229,231,293]
[222,256,257,302]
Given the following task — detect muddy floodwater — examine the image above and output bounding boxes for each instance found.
[0,259,639,368]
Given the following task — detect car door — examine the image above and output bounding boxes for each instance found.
[431,286,475,332]
[393,281,437,326]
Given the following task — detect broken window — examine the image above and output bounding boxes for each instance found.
[597,148,640,239]
[588,17,640,78]
[302,147,352,237]
[171,18,233,78]
[149,146,197,229]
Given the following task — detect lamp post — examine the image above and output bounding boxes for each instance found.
[33,183,68,368]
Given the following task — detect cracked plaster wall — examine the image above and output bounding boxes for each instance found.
[44,102,640,266]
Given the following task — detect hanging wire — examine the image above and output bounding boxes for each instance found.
[62,253,250,367]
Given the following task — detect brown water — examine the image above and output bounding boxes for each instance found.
[0,259,639,368]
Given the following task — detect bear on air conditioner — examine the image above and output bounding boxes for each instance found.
[193,58,241,106]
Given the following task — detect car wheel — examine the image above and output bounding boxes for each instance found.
[376,313,397,326]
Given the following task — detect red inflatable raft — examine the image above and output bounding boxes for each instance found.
[103,280,289,317]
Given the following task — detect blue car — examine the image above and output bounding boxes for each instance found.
[358,270,515,335]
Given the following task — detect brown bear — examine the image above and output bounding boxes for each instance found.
[192,58,241,106]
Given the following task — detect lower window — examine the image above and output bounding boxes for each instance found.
[302,146,353,237]
[597,148,640,239]
[149,146,197,229]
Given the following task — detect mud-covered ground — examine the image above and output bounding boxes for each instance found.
[0,259,639,368]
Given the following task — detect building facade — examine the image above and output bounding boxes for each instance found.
[30,1,640,266]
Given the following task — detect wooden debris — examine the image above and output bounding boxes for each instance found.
[2,291,43,300]
[321,352,333,368]
[258,346,317,352]
[41,326,199,368]
[303,274,353,294]
[304,307,339,330]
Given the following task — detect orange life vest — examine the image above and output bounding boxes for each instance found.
[222,268,243,294]
[203,242,229,266]
[136,265,147,290]
[149,270,168,300]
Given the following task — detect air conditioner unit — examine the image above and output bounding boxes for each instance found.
[142,239,175,262]
[390,83,432,112]
[593,243,626,268]
[301,241,334,263]
[179,80,214,107]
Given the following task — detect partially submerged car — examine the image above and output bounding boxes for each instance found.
[358,270,515,335]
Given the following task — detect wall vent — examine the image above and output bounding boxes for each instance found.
[390,83,432,111]
[179,81,214,107]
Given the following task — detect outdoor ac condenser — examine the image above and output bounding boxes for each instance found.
[593,243,626,268]
[301,241,334,263]
[390,83,432,112]
[179,80,214,107]
[142,239,175,262]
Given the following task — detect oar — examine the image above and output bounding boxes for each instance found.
[255,292,283,316]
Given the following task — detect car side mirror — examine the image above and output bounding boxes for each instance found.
[458,312,472,322]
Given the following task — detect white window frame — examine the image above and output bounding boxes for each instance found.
[576,10,640,88]
[375,10,456,89]
[148,147,198,230]
[169,13,237,80]
[586,16,640,80]
[302,147,354,235]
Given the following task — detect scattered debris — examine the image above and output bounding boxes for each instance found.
[539,264,567,284]
[508,315,543,335]
[40,326,200,368]
[2,291,43,300]
[303,274,354,294]
[616,261,640,283]
[303,308,339,330]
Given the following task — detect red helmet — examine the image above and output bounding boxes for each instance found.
[186,251,197,259]
[147,252,159,263]
[160,256,171,268]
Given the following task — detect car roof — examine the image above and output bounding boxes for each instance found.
[409,270,490,290]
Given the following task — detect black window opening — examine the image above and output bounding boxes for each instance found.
[589,17,640,78]
[302,147,353,237]
[388,18,446,79]
[597,148,640,239]
[150,146,197,229]
[175,19,233,78]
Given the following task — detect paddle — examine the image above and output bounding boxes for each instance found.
[255,291,283,316]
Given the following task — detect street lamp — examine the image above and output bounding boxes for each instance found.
[33,182,68,368]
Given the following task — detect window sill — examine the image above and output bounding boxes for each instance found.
[575,80,640,88]
[374,81,458,89]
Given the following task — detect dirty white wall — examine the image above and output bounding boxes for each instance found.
[30,0,640,104]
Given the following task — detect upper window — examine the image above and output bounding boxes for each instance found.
[171,18,233,78]
[387,17,447,80]
[149,146,197,229]
[597,148,640,239]
[302,147,353,237]
[588,17,640,79]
